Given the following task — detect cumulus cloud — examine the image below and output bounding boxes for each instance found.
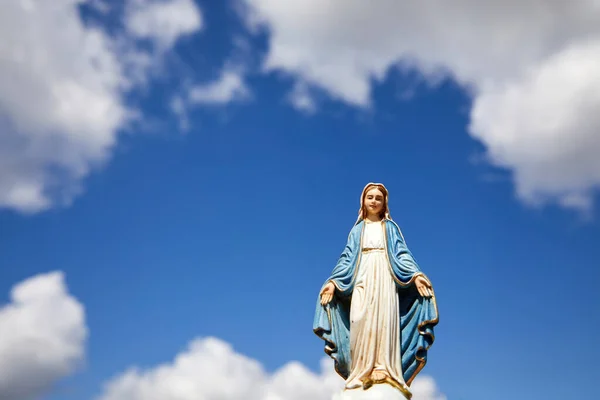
[170,95,191,132]
[0,0,203,214]
[410,376,446,400]
[189,69,250,105]
[97,336,443,400]
[170,67,250,130]
[125,0,203,50]
[470,39,600,209]
[0,1,127,212]
[288,81,317,114]
[0,271,87,400]
[239,0,600,211]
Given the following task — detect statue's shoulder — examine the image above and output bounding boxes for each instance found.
[352,219,364,229]
[385,218,402,238]
[384,218,400,231]
[345,220,363,240]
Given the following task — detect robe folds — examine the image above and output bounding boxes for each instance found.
[313,219,439,386]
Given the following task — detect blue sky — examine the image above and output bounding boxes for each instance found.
[1,1,600,400]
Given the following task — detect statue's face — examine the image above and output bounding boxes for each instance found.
[364,187,384,217]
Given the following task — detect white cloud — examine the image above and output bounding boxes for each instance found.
[0,0,127,213]
[0,271,87,400]
[288,81,317,114]
[410,376,446,400]
[168,67,250,127]
[170,95,191,132]
[469,39,600,210]
[97,336,443,400]
[89,0,111,14]
[240,0,600,211]
[0,0,203,213]
[125,0,203,50]
[189,69,250,105]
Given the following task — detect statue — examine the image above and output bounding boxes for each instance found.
[313,183,439,399]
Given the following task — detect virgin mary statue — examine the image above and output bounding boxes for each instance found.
[313,183,439,399]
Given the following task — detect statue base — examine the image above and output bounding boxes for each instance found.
[332,384,410,400]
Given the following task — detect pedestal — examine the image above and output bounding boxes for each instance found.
[332,384,410,400]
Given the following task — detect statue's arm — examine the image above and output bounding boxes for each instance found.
[324,226,359,296]
[394,234,421,272]
[390,222,429,285]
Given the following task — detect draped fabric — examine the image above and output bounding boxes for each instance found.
[313,219,439,389]
[344,221,404,391]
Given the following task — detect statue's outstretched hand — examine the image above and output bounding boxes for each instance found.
[320,282,336,305]
[415,275,434,298]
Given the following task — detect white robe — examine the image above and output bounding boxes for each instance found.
[344,220,407,391]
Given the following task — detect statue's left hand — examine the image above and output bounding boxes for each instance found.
[415,275,434,298]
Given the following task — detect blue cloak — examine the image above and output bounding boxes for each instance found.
[313,219,439,386]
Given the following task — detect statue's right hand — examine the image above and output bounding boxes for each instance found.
[320,282,336,305]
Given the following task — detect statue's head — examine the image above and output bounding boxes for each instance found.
[358,182,391,221]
